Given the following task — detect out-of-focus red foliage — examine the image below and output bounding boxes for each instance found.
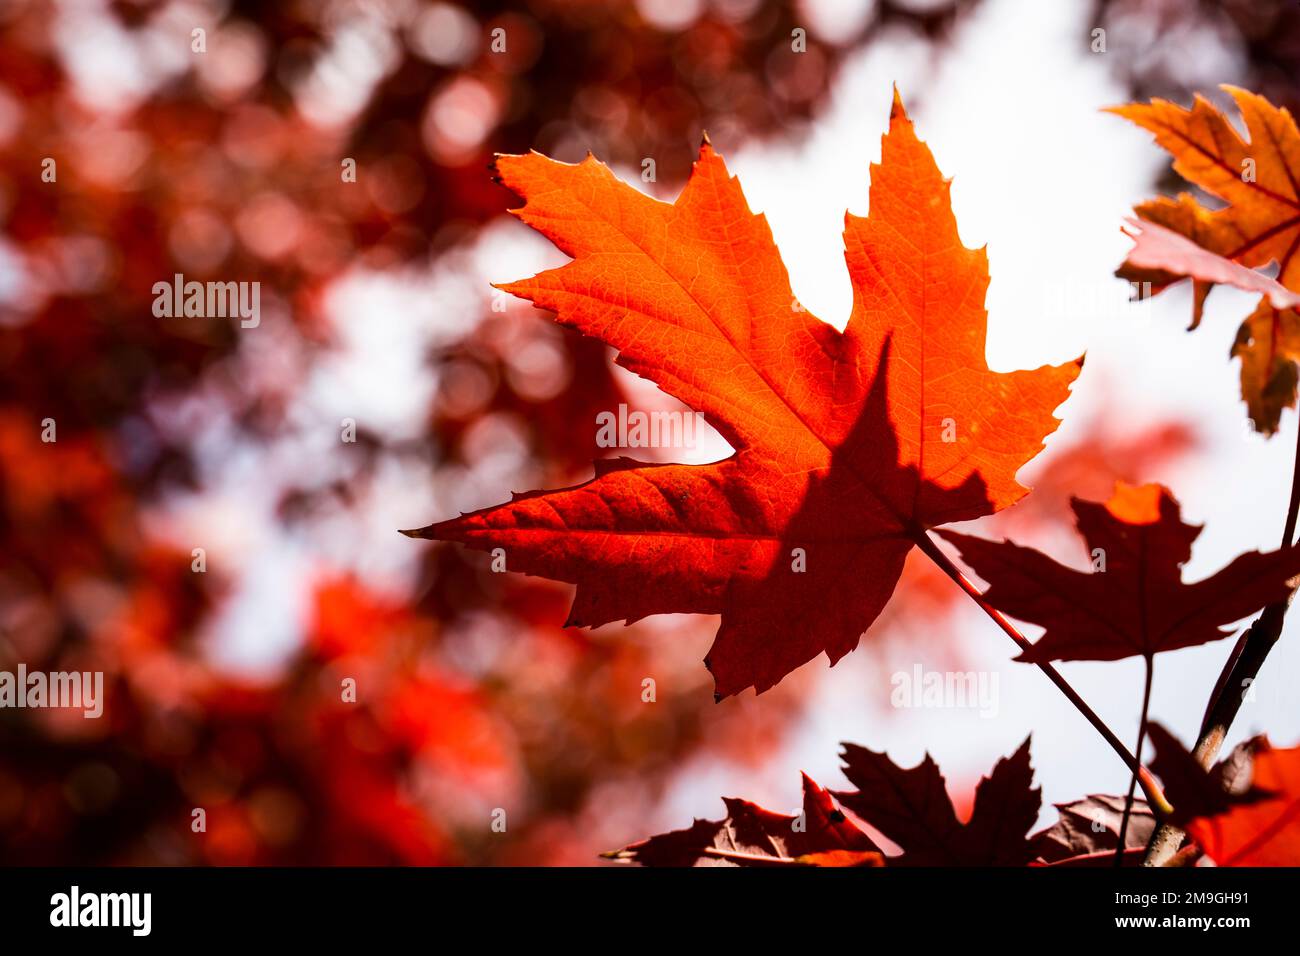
[1091,0,1300,119]
[0,0,1222,866]
[3,0,995,866]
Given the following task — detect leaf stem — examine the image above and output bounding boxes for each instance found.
[700,848,801,866]
[1115,652,1154,866]
[1284,420,1300,546]
[601,846,806,866]
[914,530,1171,816]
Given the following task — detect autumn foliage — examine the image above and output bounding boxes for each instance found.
[1114,87,1300,434]
[4,0,1299,873]
[416,87,1300,867]
[3,0,909,867]
[409,92,1081,698]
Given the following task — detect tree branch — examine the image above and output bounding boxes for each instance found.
[1143,423,1300,866]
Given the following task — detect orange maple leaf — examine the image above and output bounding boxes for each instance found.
[406,90,1080,697]
[1185,741,1300,866]
[1113,88,1300,292]
[1113,87,1300,433]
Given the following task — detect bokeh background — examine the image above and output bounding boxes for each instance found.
[2,0,1299,865]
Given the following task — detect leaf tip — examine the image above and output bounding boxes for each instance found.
[889,84,908,123]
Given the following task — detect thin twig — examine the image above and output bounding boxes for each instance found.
[915,531,1171,815]
[1115,652,1154,866]
[701,848,803,866]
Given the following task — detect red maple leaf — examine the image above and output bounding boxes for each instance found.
[833,736,1040,866]
[1185,742,1300,866]
[938,482,1300,663]
[606,738,1040,867]
[602,773,882,867]
[1029,794,1155,867]
[1148,724,1298,866]
[406,90,1080,698]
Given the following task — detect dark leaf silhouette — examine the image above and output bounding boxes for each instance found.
[608,738,1040,867]
[1029,794,1155,866]
[939,482,1300,662]
[602,773,881,867]
[833,737,1041,866]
